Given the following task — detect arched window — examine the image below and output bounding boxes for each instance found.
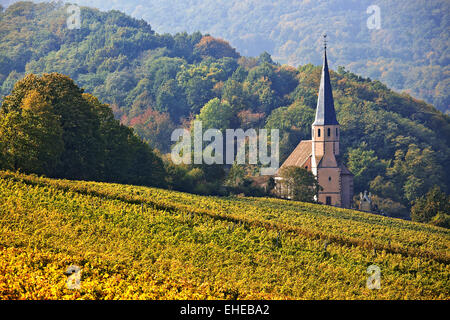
[328,176,331,181]
[336,128,339,137]
[327,128,331,136]
[318,129,321,137]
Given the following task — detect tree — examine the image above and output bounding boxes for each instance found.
[83,93,167,187]
[278,166,322,203]
[258,52,273,64]
[194,36,240,59]
[130,108,176,153]
[155,79,188,119]
[1,73,166,188]
[411,186,450,228]
[196,98,234,130]
[1,73,102,179]
[265,102,314,162]
[225,162,246,187]
[176,63,223,114]
[346,142,386,193]
[388,144,443,203]
[0,89,63,175]
[369,195,409,219]
[222,79,248,113]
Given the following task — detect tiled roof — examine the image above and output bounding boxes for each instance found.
[279,140,312,170]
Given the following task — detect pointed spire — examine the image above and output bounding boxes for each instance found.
[313,34,339,126]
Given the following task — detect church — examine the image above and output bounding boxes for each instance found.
[275,40,354,208]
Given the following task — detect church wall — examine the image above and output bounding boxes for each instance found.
[318,192,340,206]
[317,167,341,206]
[340,174,354,208]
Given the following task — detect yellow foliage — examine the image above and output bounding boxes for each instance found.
[0,171,448,300]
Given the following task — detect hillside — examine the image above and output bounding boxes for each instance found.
[0,171,448,299]
[4,0,448,113]
[0,2,449,219]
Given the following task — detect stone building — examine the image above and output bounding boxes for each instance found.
[359,191,373,212]
[275,40,354,208]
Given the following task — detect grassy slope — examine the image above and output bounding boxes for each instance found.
[0,171,448,299]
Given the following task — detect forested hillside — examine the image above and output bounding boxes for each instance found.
[4,0,448,113]
[0,2,449,221]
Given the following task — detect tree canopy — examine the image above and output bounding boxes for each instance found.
[0,73,166,187]
[277,166,322,203]
[10,0,447,113]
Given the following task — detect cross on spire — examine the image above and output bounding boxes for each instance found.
[323,34,327,52]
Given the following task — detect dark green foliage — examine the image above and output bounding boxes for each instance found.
[411,186,450,228]
[346,142,387,193]
[40,0,450,113]
[278,167,322,203]
[0,73,166,187]
[164,161,225,196]
[265,102,315,161]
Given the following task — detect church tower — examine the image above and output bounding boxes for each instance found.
[277,35,353,208]
[311,36,340,163]
[311,35,342,206]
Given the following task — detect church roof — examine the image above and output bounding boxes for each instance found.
[279,140,312,170]
[312,50,339,126]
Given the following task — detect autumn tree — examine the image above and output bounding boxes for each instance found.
[0,89,63,175]
[0,73,166,187]
[129,108,176,154]
[411,186,450,228]
[194,36,240,59]
[1,73,103,179]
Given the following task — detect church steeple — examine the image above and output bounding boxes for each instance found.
[277,35,353,208]
[313,34,339,126]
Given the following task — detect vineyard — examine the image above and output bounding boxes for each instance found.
[0,171,448,299]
